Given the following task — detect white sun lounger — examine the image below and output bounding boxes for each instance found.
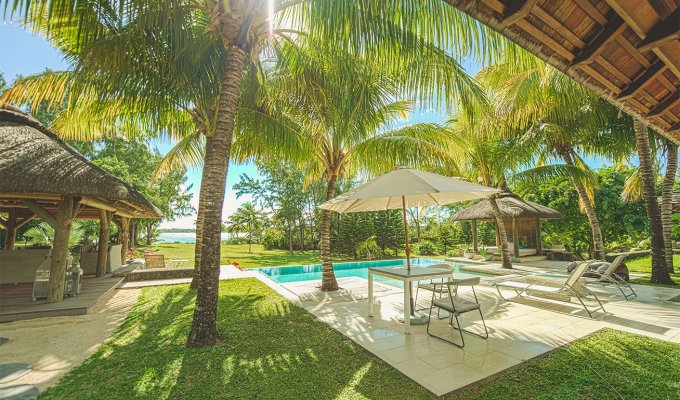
[493,261,605,318]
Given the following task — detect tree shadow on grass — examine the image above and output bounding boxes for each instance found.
[39,279,434,400]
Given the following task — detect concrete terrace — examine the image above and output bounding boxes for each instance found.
[251,261,680,397]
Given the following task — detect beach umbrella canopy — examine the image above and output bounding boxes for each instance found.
[318,167,500,269]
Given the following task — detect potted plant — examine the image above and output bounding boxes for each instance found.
[479,247,494,261]
[463,248,476,259]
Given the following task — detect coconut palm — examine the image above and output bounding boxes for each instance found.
[250,40,455,290]
[225,203,267,253]
[633,120,672,283]
[622,137,677,275]
[481,60,635,260]
[5,0,509,346]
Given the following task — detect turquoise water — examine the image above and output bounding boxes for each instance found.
[253,258,491,288]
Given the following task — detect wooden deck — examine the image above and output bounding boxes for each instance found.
[0,276,124,323]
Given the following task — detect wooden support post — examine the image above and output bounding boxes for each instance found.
[471,219,478,252]
[512,218,520,257]
[4,209,16,250]
[535,218,543,255]
[97,210,113,277]
[119,217,129,264]
[47,196,76,303]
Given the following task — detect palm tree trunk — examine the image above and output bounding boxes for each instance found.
[489,195,512,269]
[248,228,253,253]
[187,44,247,347]
[320,175,339,291]
[561,150,605,260]
[661,142,677,274]
[634,119,673,284]
[190,194,205,289]
[47,196,75,303]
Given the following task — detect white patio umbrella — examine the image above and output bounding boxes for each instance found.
[319,167,500,267]
[318,167,500,318]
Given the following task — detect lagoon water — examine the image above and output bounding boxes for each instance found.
[158,232,231,244]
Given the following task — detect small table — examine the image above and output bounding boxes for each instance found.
[368,266,453,334]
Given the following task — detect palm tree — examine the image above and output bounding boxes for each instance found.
[481,60,634,260]
[5,0,509,346]
[661,142,678,274]
[252,40,455,290]
[632,121,674,284]
[622,137,677,274]
[225,203,266,253]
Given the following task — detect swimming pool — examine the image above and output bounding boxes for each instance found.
[253,258,491,288]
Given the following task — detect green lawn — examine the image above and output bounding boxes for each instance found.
[627,254,680,287]
[39,279,433,400]
[137,243,355,268]
[449,328,680,400]
[40,279,680,400]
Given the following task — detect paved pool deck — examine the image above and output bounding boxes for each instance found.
[257,261,680,397]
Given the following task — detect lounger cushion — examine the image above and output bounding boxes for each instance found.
[432,297,480,314]
[495,280,562,294]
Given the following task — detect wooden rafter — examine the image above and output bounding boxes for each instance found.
[571,13,625,66]
[637,8,680,52]
[617,62,666,99]
[670,122,680,134]
[573,0,608,25]
[647,91,680,118]
[502,0,539,25]
[532,6,586,48]
[22,199,57,228]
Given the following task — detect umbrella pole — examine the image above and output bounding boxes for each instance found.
[402,196,415,316]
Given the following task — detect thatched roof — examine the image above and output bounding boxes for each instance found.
[0,107,161,219]
[451,192,562,221]
[446,0,680,144]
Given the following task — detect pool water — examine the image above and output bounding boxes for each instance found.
[253,258,491,288]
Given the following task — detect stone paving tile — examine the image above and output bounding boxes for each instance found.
[277,267,680,396]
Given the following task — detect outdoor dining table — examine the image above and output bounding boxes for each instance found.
[367,266,453,334]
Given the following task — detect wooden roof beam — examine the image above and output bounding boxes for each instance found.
[669,122,680,134]
[570,13,625,66]
[617,62,666,100]
[637,8,680,52]
[647,91,680,118]
[502,0,539,26]
[22,200,57,228]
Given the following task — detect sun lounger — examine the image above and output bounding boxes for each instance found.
[583,255,637,300]
[493,261,605,318]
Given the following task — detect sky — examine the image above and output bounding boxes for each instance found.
[0,22,612,229]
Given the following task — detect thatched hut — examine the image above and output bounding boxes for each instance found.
[0,107,161,302]
[445,0,679,144]
[452,191,562,258]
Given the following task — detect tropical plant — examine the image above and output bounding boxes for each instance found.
[356,236,382,260]
[224,202,267,253]
[480,59,635,261]
[254,39,460,290]
[23,221,85,248]
[415,240,436,255]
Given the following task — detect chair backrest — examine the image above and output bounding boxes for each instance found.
[599,255,626,279]
[144,253,165,269]
[565,261,591,287]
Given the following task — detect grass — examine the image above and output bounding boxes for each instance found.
[40,279,680,400]
[137,243,355,268]
[626,254,680,288]
[39,279,433,400]
[449,329,680,400]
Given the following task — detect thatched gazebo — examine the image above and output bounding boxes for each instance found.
[452,191,562,258]
[0,107,161,302]
[445,0,679,144]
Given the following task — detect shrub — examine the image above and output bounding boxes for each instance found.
[356,236,383,260]
[262,228,286,250]
[415,240,436,255]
